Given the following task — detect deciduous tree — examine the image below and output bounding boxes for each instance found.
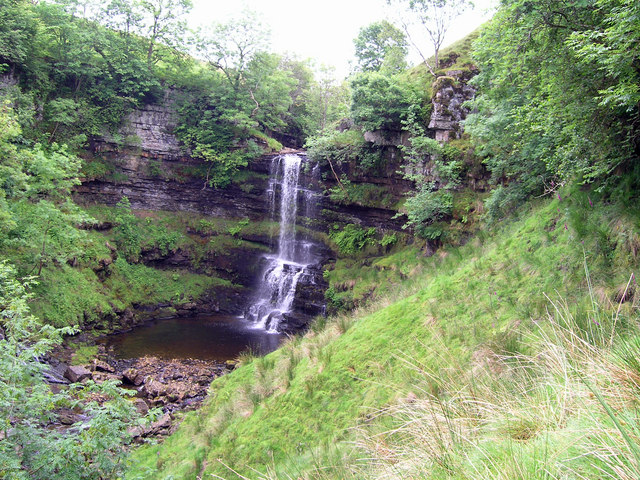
[353,20,408,74]
[388,0,471,75]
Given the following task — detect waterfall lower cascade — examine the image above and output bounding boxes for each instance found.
[246,153,323,333]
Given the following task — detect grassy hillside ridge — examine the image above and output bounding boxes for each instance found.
[128,186,640,478]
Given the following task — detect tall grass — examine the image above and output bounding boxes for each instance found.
[348,276,640,480]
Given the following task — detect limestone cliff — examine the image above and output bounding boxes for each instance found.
[428,70,477,142]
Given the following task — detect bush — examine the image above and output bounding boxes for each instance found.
[113,197,141,262]
[329,224,377,255]
[403,186,453,239]
[350,72,414,132]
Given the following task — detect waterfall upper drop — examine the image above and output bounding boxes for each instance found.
[246,153,324,333]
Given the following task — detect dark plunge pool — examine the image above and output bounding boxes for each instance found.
[100,315,284,362]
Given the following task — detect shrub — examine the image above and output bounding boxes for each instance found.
[402,186,453,238]
[329,224,377,255]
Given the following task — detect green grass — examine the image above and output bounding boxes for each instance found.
[126,189,640,479]
[71,343,99,365]
[31,257,229,329]
[327,182,398,209]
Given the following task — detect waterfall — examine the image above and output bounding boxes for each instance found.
[246,153,319,333]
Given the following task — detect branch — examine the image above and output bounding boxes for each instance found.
[400,19,436,76]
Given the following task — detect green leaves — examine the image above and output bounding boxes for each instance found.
[466,0,638,219]
[568,0,640,113]
[329,224,378,256]
[402,184,453,239]
[0,261,140,480]
[351,72,414,132]
[353,20,408,74]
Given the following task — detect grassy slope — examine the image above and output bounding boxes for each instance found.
[128,187,640,479]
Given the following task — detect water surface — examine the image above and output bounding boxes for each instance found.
[101,315,284,362]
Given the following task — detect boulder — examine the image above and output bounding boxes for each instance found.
[91,371,123,383]
[93,359,115,373]
[123,367,143,386]
[133,398,149,415]
[64,365,91,383]
[150,413,172,433]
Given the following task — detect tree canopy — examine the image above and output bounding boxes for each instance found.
[353,20,408,74]
[466,0,640,220]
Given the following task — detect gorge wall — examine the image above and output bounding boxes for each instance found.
[74,68,477,331]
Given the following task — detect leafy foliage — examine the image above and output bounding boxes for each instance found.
[307,129,384,175]
[0,105,89,275]
[353,20,408,74]
[402,185,453,239]
[0,261,140,480]
[329,224,377,255]
[350,72,415,132]
[466,0,640,219]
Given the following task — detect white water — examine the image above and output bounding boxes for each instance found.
[246,154,317,332]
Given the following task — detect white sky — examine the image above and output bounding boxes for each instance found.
[189,0,497,79]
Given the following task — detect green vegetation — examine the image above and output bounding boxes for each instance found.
[129,189,640,479]
[0,0,348,188]
[353,20,408,74]
[466,0,640,221]
[0,262,143,479]
[327,181,396,209]
[328,224,377,256]
[2,0,640,477]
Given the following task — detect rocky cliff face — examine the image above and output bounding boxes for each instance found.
[75,71,477,331]
[428,70,477,142]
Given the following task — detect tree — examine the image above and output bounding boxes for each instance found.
[0,0,41,70]
[388,0,471,75]
[306,65,350,133]
[568,0,640,120]
[353,20,408,74]
[350,72,414,132]
[137,0,192,67]
[0,104,88,275]
[198,11,270,95]
[465,0,638,220]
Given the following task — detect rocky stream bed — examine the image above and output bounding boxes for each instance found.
[47,339,237,440]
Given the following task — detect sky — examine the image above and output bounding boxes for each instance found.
[188,0,497,79]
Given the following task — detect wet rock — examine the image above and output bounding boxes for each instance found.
[133,398,149,415]
[44,362,70,384]
[150,413,172,432]
[64,365,91,383]
[123,367,143,386]
[57,408,84,425]
[92,359,115,373]
[91,371,123,383]
[143,378,167,398]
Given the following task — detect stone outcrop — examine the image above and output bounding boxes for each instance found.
[47,350,231,438]
[94,91,185,160]
[64,365,91,383]
[428,70,477,142]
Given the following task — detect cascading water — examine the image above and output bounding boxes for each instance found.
[246,153,320,333]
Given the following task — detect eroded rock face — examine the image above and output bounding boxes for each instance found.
[428,70,477,142]
[96,91,185,160]
[75,92,444,332]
